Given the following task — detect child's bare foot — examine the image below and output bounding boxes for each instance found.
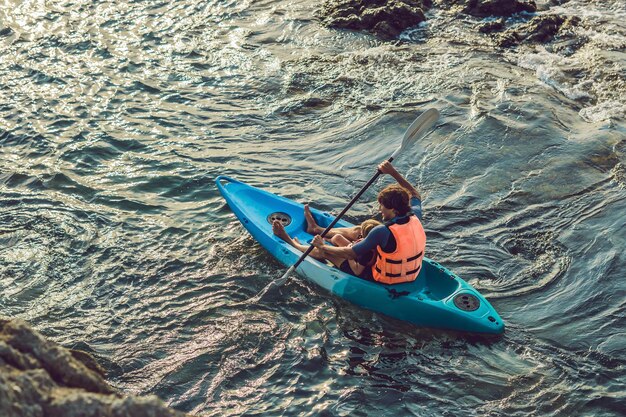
[273,221,321,259]
[304,204,322,234]
[272,220,294,245]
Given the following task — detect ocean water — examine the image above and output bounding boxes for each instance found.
[1,0,624,415]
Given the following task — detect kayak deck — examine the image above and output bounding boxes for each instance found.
[216,175,504,334]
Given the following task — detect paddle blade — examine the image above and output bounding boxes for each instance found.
[397,108,439,154]
[276,265,295,285]
[250,265,295,302]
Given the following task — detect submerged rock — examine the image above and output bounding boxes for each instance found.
[494,15,580,47]
[319,0,430,39]
[436,0,536,17]
[537,0,571,11]
[479,17,506,34]
[0,318,187,417]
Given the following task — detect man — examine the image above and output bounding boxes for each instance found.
[311,161,426,284]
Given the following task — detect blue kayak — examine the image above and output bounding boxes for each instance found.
[216,176,504,334]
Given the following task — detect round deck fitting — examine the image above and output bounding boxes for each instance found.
[453,293,480,312]
[267,212,291,226]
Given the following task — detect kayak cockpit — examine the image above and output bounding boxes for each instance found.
[372,262,461,302]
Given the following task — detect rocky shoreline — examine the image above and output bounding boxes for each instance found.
[0,318,186,417]
[319,0,580,47]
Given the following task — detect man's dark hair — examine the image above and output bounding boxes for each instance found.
[377,184,411,215]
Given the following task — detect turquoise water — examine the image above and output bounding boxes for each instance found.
[1,0,625,415]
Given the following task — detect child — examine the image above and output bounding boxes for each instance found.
[330,219,381,277]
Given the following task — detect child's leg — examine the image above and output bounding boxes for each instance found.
[305,205,360,241]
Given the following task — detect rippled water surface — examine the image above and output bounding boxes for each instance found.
[1,0,625,415]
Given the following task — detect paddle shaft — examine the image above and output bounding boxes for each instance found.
[282,156,394,278]
[275,108,439,283]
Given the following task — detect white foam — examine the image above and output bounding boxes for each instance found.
[579,100,626,123]
[517,48,592,101]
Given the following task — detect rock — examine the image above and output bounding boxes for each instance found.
[318,0,580,48]
[1,319,113,395]
[0,318,188,417]
[523,14,566,43]
[69,349,107,377]
[319,0,430,39]
[436,0,536,17]
[494,14,580,47]
[45,392,184,417]
[537,0,570,11]
[0,27,14,37]
[479,18,506,34]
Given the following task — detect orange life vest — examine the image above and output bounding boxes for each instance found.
[372,215,426,284]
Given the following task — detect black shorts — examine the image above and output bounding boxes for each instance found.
[339,260,375,282]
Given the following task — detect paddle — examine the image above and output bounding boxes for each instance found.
[276,108,440,285]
